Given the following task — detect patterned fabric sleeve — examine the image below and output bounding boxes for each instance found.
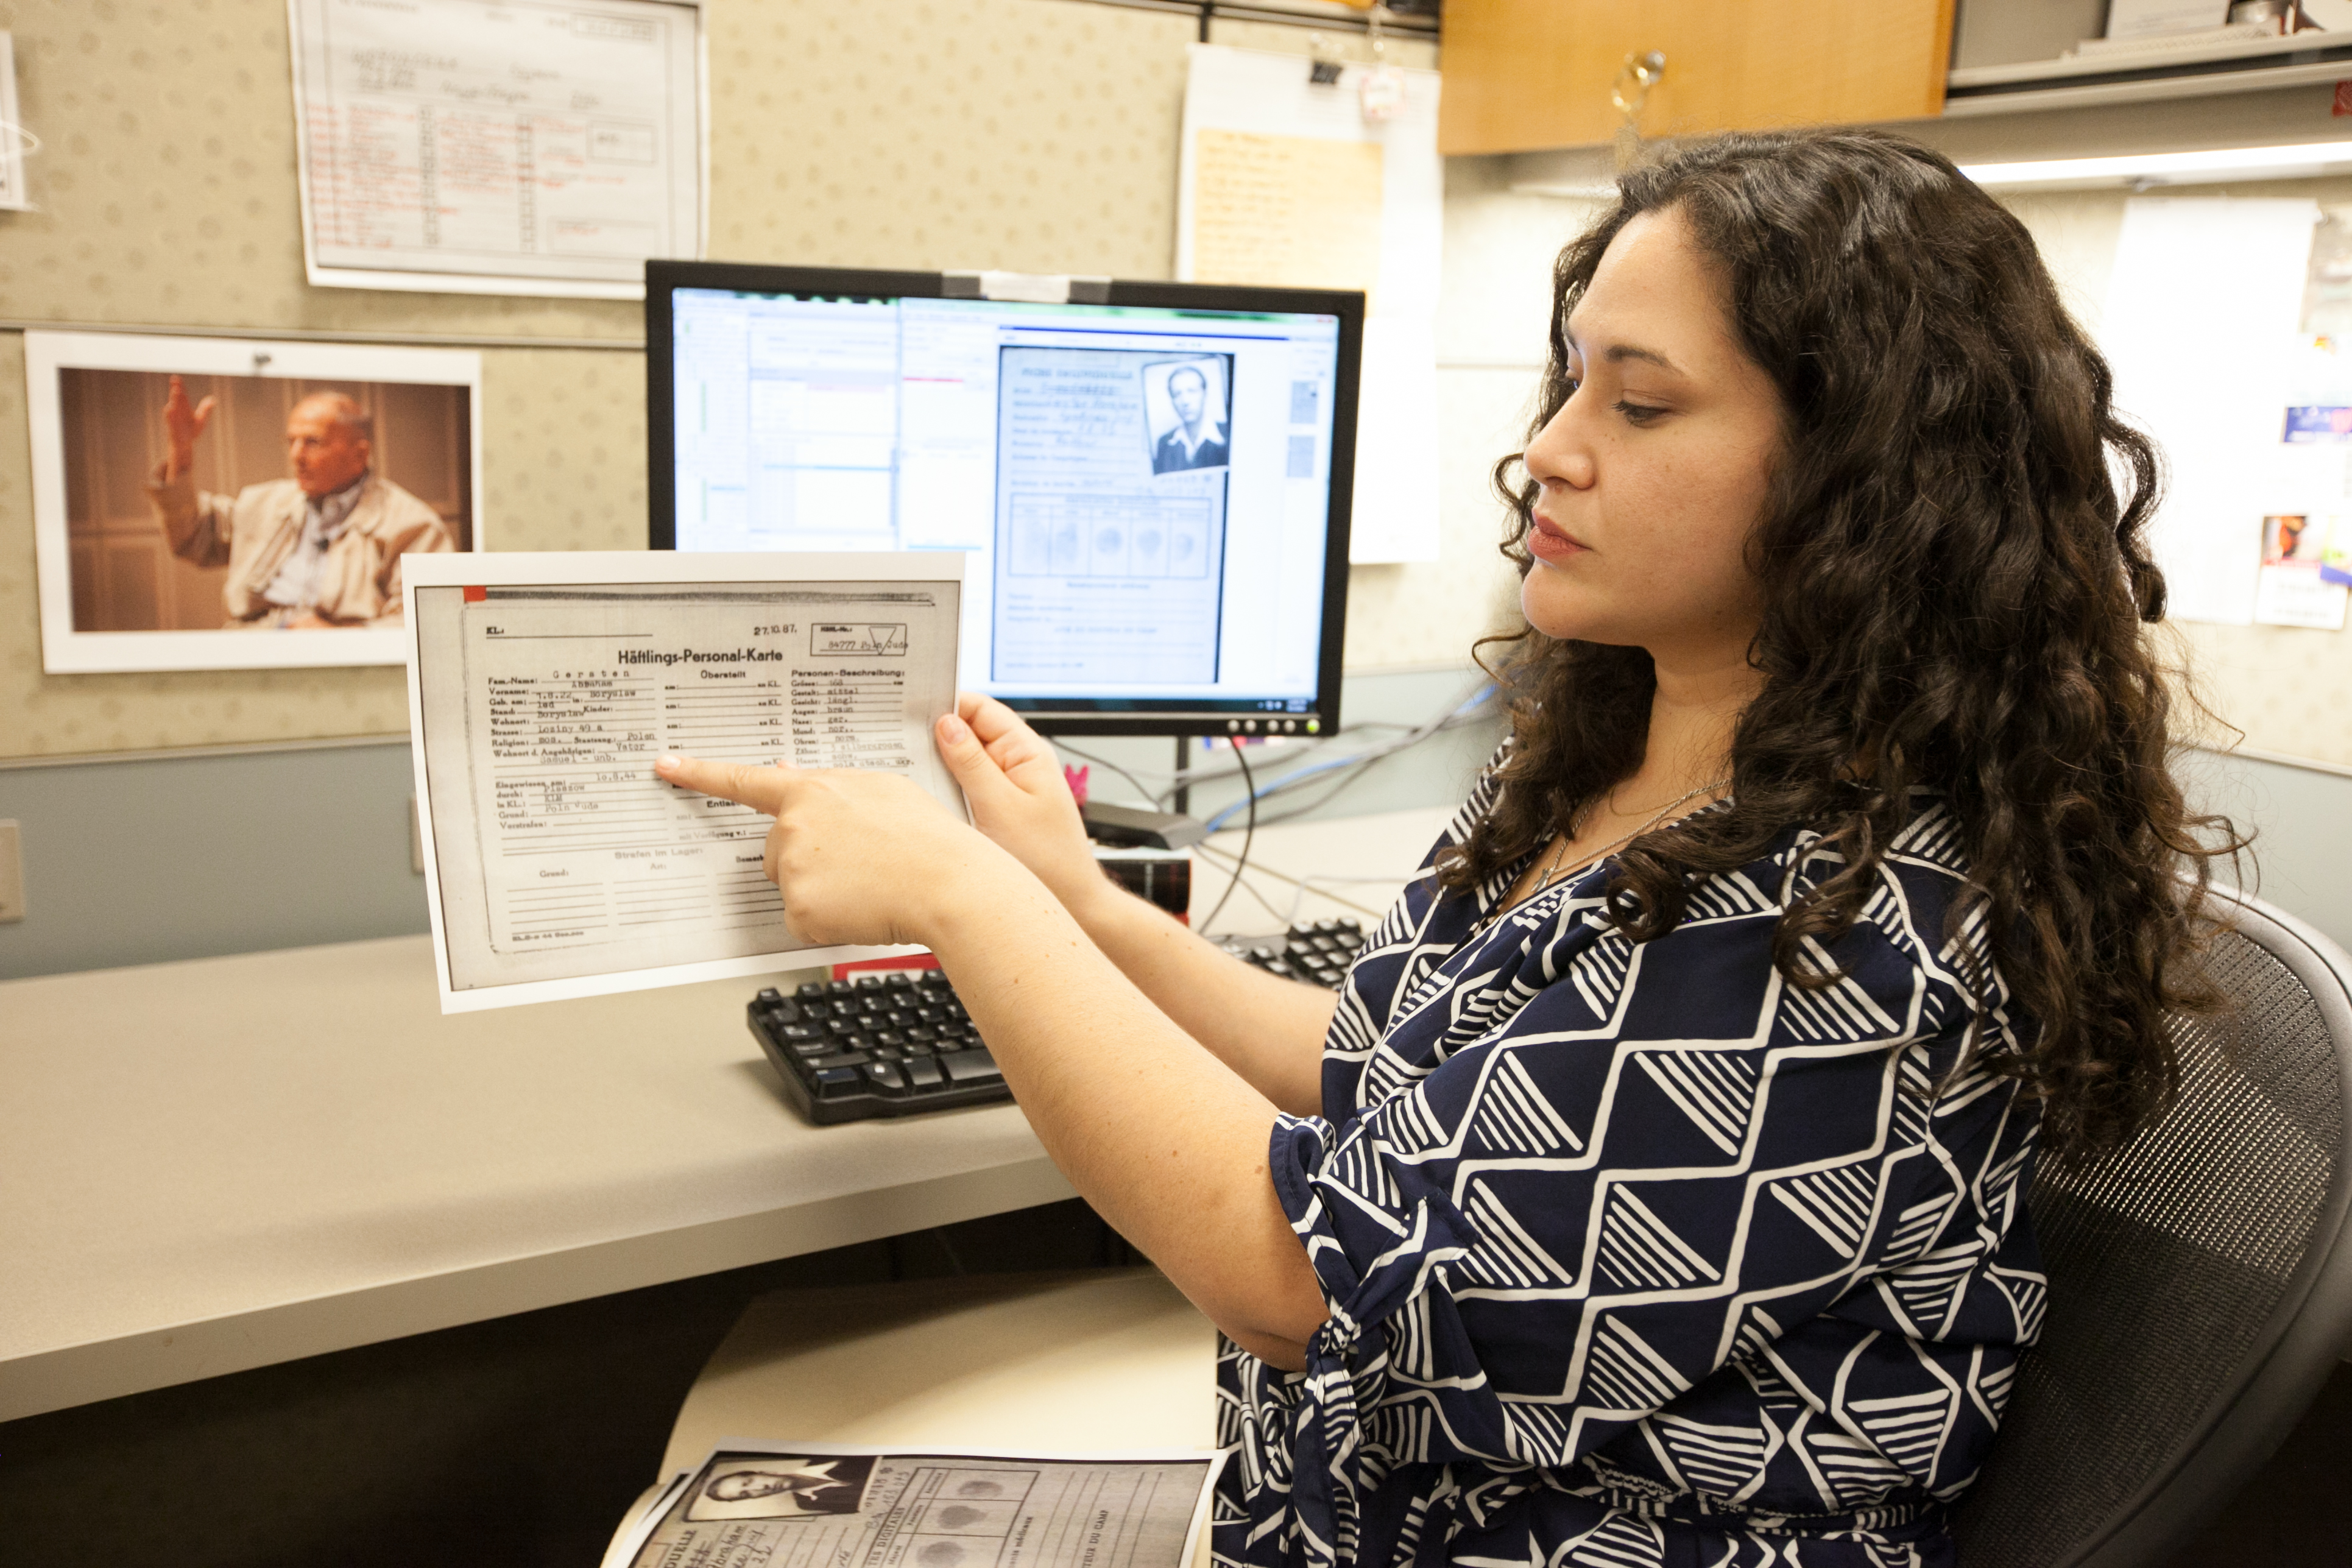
[1254,830,2041,1568]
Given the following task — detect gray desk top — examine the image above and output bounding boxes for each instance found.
[0,805,1449,1424]
[0,936,1070,1423]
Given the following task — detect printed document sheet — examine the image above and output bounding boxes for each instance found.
[609,1443,1223,1568]
[289,0,702,297]
[404,552,962,1012]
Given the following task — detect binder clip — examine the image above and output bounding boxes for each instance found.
[1307,32,1343,86]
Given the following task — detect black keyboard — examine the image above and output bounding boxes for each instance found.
[1217,917,1365,988]
[747,917,1368,1125]
[747,970,1006,1125]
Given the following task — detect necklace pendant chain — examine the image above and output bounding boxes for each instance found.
[1527,775,1732,901]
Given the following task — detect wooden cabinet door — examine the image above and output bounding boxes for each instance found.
[1440,0,1955,156]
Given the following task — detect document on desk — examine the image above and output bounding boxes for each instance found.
[404,552,963,1012]
[288,0,703,297]
[610,1443,1224,1568]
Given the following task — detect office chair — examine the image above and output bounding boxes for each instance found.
[1950,889,2352,1568]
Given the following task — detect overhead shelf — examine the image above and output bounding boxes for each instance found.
[1944,29,2352,117]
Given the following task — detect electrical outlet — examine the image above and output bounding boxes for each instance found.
[409,797,425,875]
[0,820,23,922]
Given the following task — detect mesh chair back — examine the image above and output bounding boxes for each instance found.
[1951,891,2352,1568]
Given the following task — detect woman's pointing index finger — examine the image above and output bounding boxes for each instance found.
[655,752,793,815]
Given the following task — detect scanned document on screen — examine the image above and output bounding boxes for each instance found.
[992,345,1228,687]
[289,0,703,297]
[610,1443,1223,1568]
[406,553,962,1012]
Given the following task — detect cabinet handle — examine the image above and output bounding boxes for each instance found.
[1612,49,1668,122]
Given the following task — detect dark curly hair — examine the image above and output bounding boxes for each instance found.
[1441,127,2239,1160]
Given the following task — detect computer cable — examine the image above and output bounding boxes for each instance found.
[1190,841,1299,928]
[1196,735,1257,938]
[1196,677,1497,833]
[1053,674,1498,826]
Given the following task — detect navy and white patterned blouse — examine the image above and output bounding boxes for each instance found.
[1211,772,2046,1568]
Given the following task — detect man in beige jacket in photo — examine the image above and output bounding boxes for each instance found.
[145,376,455,629]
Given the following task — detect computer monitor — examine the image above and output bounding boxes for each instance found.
[645,262,1361,737]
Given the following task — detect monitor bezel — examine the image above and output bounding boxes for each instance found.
[645,260,1361,738]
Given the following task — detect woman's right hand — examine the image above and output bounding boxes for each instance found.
[934,693,1110,918]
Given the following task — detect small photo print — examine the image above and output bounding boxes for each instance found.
[2264,513,2325,568]
[685,1453,877,1522]
[1141,354,1232,475]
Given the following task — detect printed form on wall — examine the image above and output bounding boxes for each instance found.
[404,552,962,1012]
[288,0,703,298]
[1177,44,1441,564]
[0,31,29,212]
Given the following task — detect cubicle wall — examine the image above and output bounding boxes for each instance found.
[4,0,2348,975]
[0,0,1480,762]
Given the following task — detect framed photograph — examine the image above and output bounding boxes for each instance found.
[26,330,484,673]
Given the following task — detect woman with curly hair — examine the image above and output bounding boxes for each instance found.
[660,127,2232,1567]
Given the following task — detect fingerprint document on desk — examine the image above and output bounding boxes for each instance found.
[612,1444,1223,1568]
[405,552,962,1011]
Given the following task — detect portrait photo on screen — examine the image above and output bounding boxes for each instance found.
[1141,354,1232,475]
[26,331,484,673]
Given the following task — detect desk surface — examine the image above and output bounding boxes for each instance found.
[0,805,1450,1424]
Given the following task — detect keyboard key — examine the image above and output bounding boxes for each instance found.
[875,1031,906,1048]
[826,979,855,997]
[906,1026,937,1044]
[862,1061,908,1093]
[779,1023,826,1044]
[939,1048,1003,1086]
[811,1050,872,1070]
[904,1056,945,1089]
[797,981,827,1000]
[811,1067,861,1098]
[885,971,917,990]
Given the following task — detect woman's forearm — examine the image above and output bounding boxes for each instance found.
[1058,878,1337,1117]
[928,862,1327,1365]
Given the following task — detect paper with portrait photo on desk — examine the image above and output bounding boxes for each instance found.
[607,1441,1225,1568]
[404,551,964,1013]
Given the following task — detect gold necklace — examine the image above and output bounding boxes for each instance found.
[1521,775,1732,903]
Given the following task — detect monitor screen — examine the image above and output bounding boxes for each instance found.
[646,263,1361,736]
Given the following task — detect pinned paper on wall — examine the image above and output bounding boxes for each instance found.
[0,32,31,213]
[286,0,705,299]
[1190,130,1386,302]
[2255,513,2350,629]
[1176,44,1442,563]
[2101,196,2322,625]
